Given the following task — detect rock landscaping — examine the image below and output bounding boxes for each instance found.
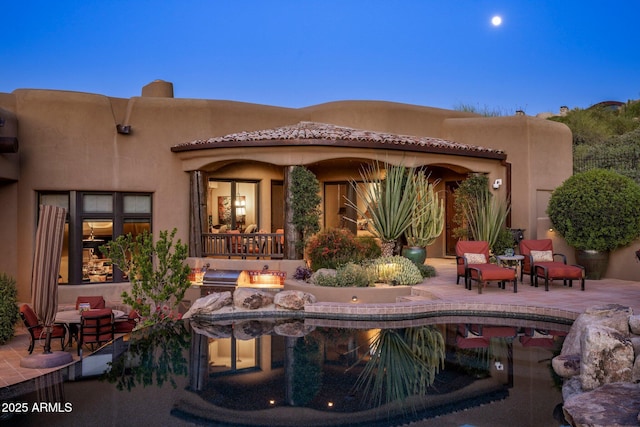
[552,304,640,427]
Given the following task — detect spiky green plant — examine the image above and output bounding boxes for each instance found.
[346,162,417,256]
[462,190,510,254]
[406,172,445,248]
[349,326,445,412]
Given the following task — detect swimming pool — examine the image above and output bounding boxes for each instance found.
[1,315,570,427]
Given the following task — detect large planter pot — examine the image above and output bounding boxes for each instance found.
[401,246,427,266]
[574,249,610,280]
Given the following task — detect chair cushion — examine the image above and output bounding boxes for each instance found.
[20,304,40,327]
[469,264,516,281]
[536,262,583,279]
[82,308,113,319]
[464,253,487,264]
[76,296,106,309]
[530,250,553,262]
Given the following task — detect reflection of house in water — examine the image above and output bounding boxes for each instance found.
[178,318,568,425]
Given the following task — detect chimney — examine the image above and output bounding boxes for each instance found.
[141,80,174,98]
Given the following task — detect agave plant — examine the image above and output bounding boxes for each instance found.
[346,162,417,256]
[405,172,445,248]
[349,326,445,412]
[461,190,510,254]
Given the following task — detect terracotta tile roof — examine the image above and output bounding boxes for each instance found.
[171,121,505,159]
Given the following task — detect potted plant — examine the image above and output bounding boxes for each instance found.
[403,172,444,265]
[547,169,640,279]
[346,162,418,256]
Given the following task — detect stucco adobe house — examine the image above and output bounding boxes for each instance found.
[1,79,637,303]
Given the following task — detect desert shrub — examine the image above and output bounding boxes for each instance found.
[356,235,382,259]
[0,273,19,344]
[416,264,437,279]
[311,263,373,287]
[548,169,640,251]
[306,228,367,270]
[369,256,423,286]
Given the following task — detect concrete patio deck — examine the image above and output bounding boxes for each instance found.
[2,257,638,389]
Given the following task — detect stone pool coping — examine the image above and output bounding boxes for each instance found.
[193,300,578,326]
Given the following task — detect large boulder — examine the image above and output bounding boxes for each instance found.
[182,291,233,318]
[561,304,632,356]
[552,354,581,379]
[274,290,317,310]
[580,324,634,390]
[234,320,275,339]
[274,320,315,337]
[233,288,275,310]
[629,314,640,335]
[562,382,640,427]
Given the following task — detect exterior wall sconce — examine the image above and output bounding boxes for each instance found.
[351,296,358,302]
[116,124,131,134]
[492,179,502,189]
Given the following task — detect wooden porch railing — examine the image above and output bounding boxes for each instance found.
[201,232,284,259]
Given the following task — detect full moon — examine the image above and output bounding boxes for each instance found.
[491,15,502,26]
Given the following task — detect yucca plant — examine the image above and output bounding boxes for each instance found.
[346,162,417,256]
[406,172,445,248]
[462,190,510,254]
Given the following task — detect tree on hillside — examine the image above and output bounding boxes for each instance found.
[548,100,640,145]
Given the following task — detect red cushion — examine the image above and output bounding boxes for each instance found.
[536,262,583,279]
[81,308,113,319]
[469,264,515,281]
[76,296,106,309]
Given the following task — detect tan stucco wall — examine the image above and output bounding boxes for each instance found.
[4,82,634,301]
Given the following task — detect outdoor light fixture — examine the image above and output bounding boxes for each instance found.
[351,296,358,302]
[116,124,131,134]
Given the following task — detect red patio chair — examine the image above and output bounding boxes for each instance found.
[456,324,490,349]
[227,230,245,258]
[19,304,67,354]
[113,310,140,333]
[78,308,114,356]
[519,239,585,291]
[455,241,517,294]
[75,295,106,310]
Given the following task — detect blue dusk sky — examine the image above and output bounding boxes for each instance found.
[2,1,639,115]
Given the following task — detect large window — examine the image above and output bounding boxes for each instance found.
[206,180,259,232]
[38,191,152,285]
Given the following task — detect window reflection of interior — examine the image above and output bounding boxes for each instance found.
[207,180,259,232]
[82,220,113,282]
[208,338,257,374]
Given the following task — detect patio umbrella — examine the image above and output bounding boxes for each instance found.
[31,204,66,354]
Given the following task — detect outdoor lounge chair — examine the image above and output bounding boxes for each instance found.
[455,240,517,294]
[78,308,114,356]
[519,239,585,291]
[19,304,67,354]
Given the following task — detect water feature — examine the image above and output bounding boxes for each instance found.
[1,316,570,426]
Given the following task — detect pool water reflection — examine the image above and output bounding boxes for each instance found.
[1,317,570,427]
